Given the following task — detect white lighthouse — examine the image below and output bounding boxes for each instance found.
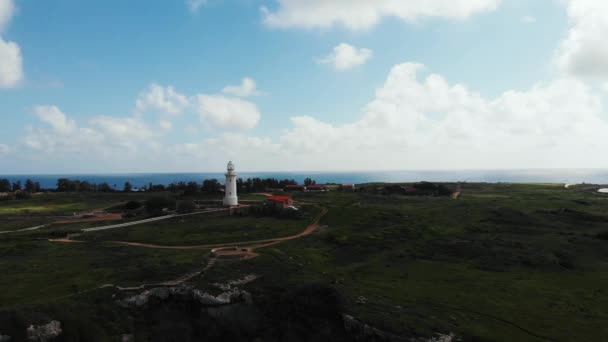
[223,161,238,206]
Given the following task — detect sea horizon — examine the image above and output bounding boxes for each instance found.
[2,169,608,189]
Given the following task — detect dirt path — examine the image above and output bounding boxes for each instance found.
[46,206,327,300]
[110,207,328,257]
[49,205,327,260]
[1,209,122,234]
[53,211,123,224]
[451,183,462,199]
[252,193,274,197]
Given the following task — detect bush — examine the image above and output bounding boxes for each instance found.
[145,197,176,216]
[123,212,138,218]
[277,207,303,219]
[124,200,142,210]
[596,231,608,240]
[14,191,32,200]
[177,201,196,214]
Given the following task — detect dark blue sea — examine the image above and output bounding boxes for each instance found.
[1,169,608,190]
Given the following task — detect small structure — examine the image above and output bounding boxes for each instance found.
[223,161,238,206]
[305,185,327,192]
[266,195,294,209]
[341,184,356,192]
[285,184,305,192]
[403,186,418,194]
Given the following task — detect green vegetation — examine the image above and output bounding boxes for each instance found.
[201,184,608,341]
[0,184,607,341]
[80,206,319,246]
[0,192,149,215]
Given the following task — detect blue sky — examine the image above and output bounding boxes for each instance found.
[1,0,607,173]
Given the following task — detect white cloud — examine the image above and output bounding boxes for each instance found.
[170,134,280,163]
[262,0,501,31]
[159,120,173,130]
[135,83,189,116]
[160,62,608,171]
[522,15,536,24]
[0,0,23,88]
[90,116,156,143]
[33,106,76,134]
[195,95,261,131]
[0,0,14,33]
[186,0,207,13]
[222,77,261,97]
[318,43,373,71]
[0,37,21,87]
[0,143,9,156]
[258,63,606,170]
[24,106,158,155]
[22,62,608,172]
[557,0,608,78]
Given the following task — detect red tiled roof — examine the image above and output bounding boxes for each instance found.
[267,196,292,202]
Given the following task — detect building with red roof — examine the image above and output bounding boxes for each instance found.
[305,185,327,192]
[266,195,294,209]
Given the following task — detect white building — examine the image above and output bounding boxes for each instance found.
[223,161,238,206]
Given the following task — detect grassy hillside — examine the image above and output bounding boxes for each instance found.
[1,185,607,341]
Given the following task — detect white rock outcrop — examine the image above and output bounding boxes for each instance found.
[122,286,251,308]
[26,321,62,341]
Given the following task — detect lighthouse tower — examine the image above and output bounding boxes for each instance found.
[223,161,238,206]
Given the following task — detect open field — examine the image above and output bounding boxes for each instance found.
[78,206,320,246]
[1,184,608,341]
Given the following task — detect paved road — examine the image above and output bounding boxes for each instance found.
[82,215,178,232]
[0,225,47,234]
[82,208,232,232]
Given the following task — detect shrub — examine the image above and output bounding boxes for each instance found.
[277,207,302,219]
[145,197,176,216]
[124,200,142,210]
[14,191,32,200]
[123,212,138,218]
[177,201,196,214]
[596,231,608,240]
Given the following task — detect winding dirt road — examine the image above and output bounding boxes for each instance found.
[46,205,327,299]
[110,206,328,258]
[50,205,328,261]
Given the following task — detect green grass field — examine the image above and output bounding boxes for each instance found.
[79,205,320,245]
[1,185,608,341]
[201,184,608,341]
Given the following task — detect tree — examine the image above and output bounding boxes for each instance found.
[0,178,11,192]
[148,184,166,192]
[184,181,200,195]
[11,181,22,192]
[25,179,36,193]
[56,178,70,192]
[26,180,41,192]
[123,182,133,192]
[79,181,93,192]
[98,182,113,192]
[202,179,220,193]
[304,178,316,186]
